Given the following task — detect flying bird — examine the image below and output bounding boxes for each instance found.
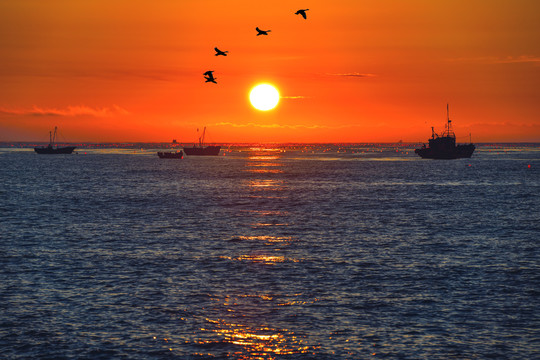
[295,9,309,19]
[256,27,271,36]
[214,47,228,56]
[203,70,217,84]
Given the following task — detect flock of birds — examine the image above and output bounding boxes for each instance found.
[203,8,310,84]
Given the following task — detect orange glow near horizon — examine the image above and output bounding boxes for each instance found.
[1,0,539,143]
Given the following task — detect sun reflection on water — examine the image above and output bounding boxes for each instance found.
[247,179,284,188]
[248,155,280,161]
[244,149,285,175]
[200,318,314,359]
[220,254,300,265]
[228,235,296,244]
[186,147,315,358]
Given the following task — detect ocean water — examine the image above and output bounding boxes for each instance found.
[1,144,539,359]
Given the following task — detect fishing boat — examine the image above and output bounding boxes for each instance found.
[34,127,76,154]
[183,127,221,156]
[157,150,184,159]
[415,105,475,159]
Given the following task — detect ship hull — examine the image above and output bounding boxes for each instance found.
[183,146,221,156]
[34,146,76,154]
[415,144,475,159]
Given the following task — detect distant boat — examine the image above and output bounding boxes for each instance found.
[183,127,221,156]
[34,127,76,154]
[415,105,475,159]
[157,150,184,159]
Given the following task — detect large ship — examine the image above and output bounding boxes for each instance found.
[183,127,221,156]
[415,105,475,159]
[34,127,76,154]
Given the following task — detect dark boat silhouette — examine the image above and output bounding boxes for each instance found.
[183,127,221,156]
[34,127,76,154]
[415,105,475,159]
[157,150,183,159]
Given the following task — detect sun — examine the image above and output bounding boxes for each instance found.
[249,84,280,111]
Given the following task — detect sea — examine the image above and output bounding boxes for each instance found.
[1,143,539,359]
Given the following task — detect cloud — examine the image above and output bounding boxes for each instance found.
[326,72,376,78]
[0,105,129,117]
[280,96,309,99]
[211,122,382,131]
[213,122,326,130]
[449,55,540,65]
[494,56,540,64]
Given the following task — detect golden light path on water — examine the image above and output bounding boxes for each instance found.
[199,147,314,358]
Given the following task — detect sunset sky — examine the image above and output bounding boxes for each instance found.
[1,0,539,143]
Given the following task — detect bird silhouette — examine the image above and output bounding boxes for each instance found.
[203,71,217,84]
[256,27,271,36]
[295,9,309,19]
[214,47,228,56]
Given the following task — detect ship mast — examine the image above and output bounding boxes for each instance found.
[52,126,58,147]
[446,104,450,134]
[445,104,455,138]
[200,127,206,147]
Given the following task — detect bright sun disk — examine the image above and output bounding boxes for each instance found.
[249,84,280,111]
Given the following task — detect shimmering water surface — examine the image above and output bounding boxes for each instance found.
[1,144,539,359]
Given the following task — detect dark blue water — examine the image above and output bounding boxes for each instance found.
[1,144,539,359]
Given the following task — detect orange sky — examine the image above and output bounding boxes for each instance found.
[1,0,539,143]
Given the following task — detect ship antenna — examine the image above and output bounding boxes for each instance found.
[447,104,450,134]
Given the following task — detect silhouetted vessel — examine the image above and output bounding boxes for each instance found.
[157,150,183,159]
[34,127,76,154]
[415,105,475,159]
[183,127,221,156]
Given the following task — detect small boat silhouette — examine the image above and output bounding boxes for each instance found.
[157,150,183,159]
[183,127,221,156]
[34,127,76,154]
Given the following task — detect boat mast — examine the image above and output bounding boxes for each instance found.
[200,127,206,147]
[52,127,57,147]
[446,104,450,135]
[445,104,455,138]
